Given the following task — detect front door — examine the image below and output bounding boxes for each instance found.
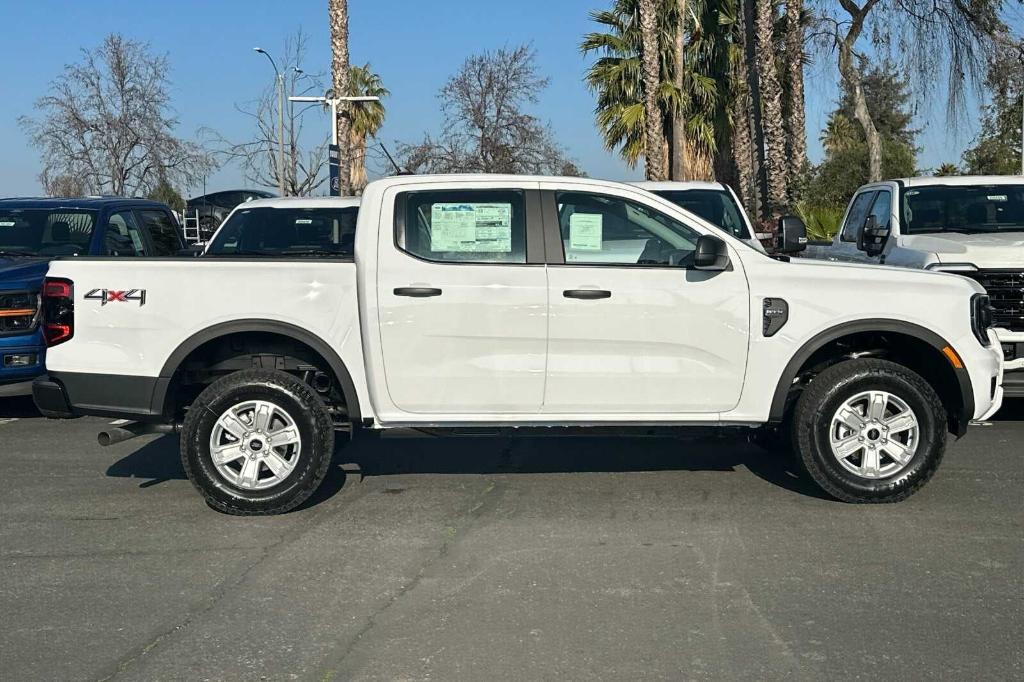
[376,183,548,415]
[540,186,750,414]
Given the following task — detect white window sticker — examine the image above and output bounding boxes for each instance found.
[569,213,603,251]
[987,195,1007,202]
[430,203,512,252]
[0,221,15,227]
[295,218,313,224]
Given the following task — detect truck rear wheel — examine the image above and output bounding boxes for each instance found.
[792,358,947,503]
[180,369,335,515]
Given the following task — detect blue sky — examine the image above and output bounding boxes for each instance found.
[0,0,1007,197]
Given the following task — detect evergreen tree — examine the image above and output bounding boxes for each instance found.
[807,60,918,208]
[962,39,1023,175]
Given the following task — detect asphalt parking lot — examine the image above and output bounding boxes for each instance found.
[1,397,1021,681]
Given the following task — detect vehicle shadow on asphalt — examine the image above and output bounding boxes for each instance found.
[0,396,44,419]
[104,431,831,507]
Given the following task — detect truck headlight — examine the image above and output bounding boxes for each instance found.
[971,293,994,346]
[0,291,41,335]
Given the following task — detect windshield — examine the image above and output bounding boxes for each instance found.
[207,206,358,256]
[0,208,97,257]
[651,189,751,240]
[902,185,1024,234]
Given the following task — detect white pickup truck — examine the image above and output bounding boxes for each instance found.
[33,175,1003,515]
[804,176,1024,397]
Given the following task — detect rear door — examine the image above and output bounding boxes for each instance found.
[540,183,750,415]
[375,181,548,415]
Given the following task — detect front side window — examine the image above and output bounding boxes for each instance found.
[902,185,1024,234]
[556,192,700,266]
[651,189,751,240]
[105,210,147,256]
[866,190,892,229]
[841,191,877,242]
[396,190,526,264]
[137,210,182,256]
[207,206,358,256]
[0,209,96,257]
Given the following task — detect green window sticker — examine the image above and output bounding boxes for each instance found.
[568,213,602,251]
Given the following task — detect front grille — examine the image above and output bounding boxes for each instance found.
[962,270,1024,331]
[0,290,40,336]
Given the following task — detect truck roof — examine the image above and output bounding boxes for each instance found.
[895,175,1024,187]
[365,174,731,193]
[0,196,170,210]
[630,180,727,191]
[236,196,361,210]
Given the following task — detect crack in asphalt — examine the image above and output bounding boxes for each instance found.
[93,474,373,682]
[316,478,506,681]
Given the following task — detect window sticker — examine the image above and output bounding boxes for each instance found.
[0,221,15,227]
[986,195,1007,202]
[430,203,512,252]
[295,218,313,224]
[568,213,603,251]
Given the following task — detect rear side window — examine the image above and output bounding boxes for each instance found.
[840,191,877,242]
[396,190,526,263]
[207,207,358,256]
[137,210,181,256]
[105,211,147,256]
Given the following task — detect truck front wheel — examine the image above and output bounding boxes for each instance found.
[180,369,335,515]
[792,358,947,503]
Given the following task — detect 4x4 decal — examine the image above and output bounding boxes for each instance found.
[84,288,147,307]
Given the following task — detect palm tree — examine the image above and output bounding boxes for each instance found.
[639,0,667,179]
[753,0,787,214]
[347,64,388,193]
[328,0,352,195]
[783,0,808,199]
[581,0,731,180]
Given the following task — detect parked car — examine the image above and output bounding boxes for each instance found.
[203,196,360,257]
[631,180,766,252]
[186,189,276,240]
[34,175,1002,514]
[803,176,1023,397]
[0,197,184,396]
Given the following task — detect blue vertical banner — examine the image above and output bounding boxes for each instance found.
[328,144,340,196]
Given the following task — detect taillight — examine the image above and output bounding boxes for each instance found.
[42,277,74,346]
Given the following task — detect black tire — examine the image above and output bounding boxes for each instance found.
[792,358,947,503]
[180,369,335,515]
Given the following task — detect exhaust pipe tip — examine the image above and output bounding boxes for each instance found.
[97,422,180,447]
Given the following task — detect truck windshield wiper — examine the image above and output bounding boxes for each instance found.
[0,248,39,257]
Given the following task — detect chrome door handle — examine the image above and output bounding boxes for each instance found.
[394,287,442,297]
[563,289,611,300]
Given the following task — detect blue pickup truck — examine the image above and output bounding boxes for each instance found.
[0,197,185,397]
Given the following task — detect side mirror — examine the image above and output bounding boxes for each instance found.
[693,234,730,271]
[858,215,890,257]
[776,215,807,253]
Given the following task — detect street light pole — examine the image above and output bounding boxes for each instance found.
[254,48,287,196]
[288,94,380,195]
